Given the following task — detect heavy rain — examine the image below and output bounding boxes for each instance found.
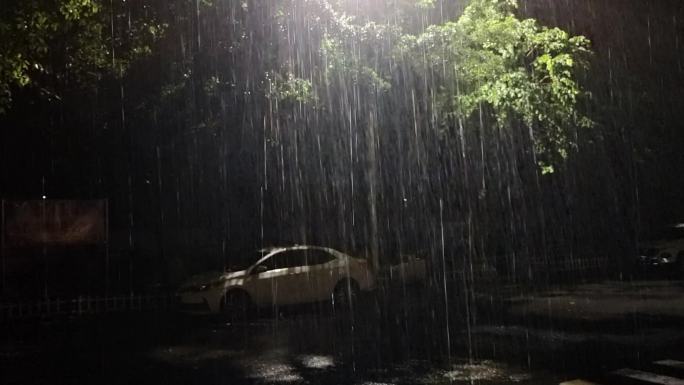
[1,1,683,384]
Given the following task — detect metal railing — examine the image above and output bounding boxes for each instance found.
[0,294,174,320]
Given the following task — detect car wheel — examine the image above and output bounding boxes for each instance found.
[221,290,252,322]
[332,279,359,313]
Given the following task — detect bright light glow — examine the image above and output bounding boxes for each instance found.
[299,354,335,369]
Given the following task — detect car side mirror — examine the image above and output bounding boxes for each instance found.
[252,265,268,275]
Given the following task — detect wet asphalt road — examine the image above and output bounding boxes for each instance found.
[1,282,684,385]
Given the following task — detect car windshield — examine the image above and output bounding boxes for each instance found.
[661,225,684,241]
[643,224,684,242]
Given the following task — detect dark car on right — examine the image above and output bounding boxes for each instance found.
[636,223,684,277]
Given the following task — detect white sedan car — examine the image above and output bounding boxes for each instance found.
[177,246,375,315]
[388,254,427,285]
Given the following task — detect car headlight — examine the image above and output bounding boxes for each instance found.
[653,251,673,264]
[199,279,225,291]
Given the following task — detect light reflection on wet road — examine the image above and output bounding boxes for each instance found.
[2,281,684,384]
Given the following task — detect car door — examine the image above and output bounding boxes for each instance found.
[250,249,308,306]
[303,249,341,302]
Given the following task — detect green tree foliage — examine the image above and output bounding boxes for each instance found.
[407,0,592,171]
[0,0,165,113]
[267,72,316,105]
[321,0,593,172]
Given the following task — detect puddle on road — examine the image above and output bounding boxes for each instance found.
[443,361,506,381]
[435,361,531,384]
[366,359,534,384]
[472,324,684,346]
[242,361,304,383]
[148,345,239,365]
[299,354,336,369]
[147,343,537,384]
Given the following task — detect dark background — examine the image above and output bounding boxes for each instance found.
[0,0,682,298]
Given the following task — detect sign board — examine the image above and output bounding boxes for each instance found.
[2,200,107,247]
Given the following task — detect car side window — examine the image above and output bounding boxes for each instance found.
[305,250,336,266]
[264,250,308,270]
